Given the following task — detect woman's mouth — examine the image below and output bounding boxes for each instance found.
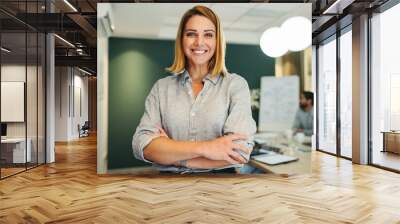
[191,49,208,55]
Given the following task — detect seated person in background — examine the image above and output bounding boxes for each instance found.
[292,91,314,136]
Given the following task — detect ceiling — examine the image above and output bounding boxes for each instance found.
[103,3,310,45]
[0,0,393,75]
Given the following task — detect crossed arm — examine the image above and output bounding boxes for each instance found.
[132,77,256,169]
[143,128,251,169]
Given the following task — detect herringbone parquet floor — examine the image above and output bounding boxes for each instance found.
[1,134,400,223]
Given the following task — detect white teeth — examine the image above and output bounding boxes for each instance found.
[193,50,206,54]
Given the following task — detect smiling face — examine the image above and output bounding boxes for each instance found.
[182,15,216,70]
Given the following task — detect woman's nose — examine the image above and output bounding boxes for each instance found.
[194,35,204,46]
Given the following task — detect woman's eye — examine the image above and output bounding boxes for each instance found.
[205,33,214,38]
[186,32,196,37]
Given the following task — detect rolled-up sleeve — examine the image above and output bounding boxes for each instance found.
[223,75,257,161]
[132,81,162,163]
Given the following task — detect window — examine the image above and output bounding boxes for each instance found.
[371,2,400,171]
[339,28,352,158]
[317,36,337,154]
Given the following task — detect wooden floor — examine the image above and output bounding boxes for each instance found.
[373,150,400,171]
[1,163,45,178]
[0,167,26,178]
[1,135,400,223]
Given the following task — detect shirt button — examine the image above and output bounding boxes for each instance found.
[191,112,195,116]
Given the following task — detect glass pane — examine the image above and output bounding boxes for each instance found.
[317,37,337,154]
[340,29,352,158]
[38,32,45,165]
[1,29,27,177]
[371,4,400,171]
[26,0,38,169]
[27,31,38,169]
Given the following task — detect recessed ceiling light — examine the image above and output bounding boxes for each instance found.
[63,0,78,12]
[1,47,11,53]
[77,67,92,76]
[54,34,75,48]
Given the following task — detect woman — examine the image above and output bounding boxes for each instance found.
[132,5,257,173]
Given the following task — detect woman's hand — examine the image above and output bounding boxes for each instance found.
[199,133,251,165]
[185,157,232,169]
[158,127,169,138]
[150,126,169,139]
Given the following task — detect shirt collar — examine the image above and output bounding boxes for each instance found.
[175,69,220,86]
[203,73,220,85]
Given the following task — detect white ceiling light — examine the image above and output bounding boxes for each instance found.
[281,16,311,51]
[1,47,11,53]
[78,67,92,76]
[54,34,75,48]
[63,0,78,12]
[259,27,288,58]
[322,0,355,15]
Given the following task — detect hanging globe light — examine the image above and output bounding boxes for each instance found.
[281,16,312,51]
[259,27,288,58]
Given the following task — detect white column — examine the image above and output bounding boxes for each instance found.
[46,33,55,163]
[45,0,55,163]
[352,14,369,164]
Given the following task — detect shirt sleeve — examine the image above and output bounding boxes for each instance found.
[223,76,257,161]
[132,81,162,163]
[304,110,314,136]
[292,110,301,130]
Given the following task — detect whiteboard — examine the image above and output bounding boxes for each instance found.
[258,76,299,132]
[1,82,25,122]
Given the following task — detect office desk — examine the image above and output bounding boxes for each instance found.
[1,138,32,163]
[249,133,311,175]
[381,131,400,154]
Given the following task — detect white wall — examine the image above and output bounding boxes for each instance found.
[1,65,38,137]
[55,67,89,141]
[55,67,69,141]
[72,73,89,138]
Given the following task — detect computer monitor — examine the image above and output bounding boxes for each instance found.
[1,123,7,137]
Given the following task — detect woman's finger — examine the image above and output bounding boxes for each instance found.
[158,127,169,138]
[228,151,247,164]
[227,133,248,141]
[160,128,166,135]
[225,155,239,165]
[232,143,251,155]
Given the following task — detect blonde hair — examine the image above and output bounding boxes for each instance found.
[166,5,227,77]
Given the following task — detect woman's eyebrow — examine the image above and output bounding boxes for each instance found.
[184,29,197,32]
[184,29,215,32]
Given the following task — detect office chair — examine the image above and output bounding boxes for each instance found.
[79,121,90,138]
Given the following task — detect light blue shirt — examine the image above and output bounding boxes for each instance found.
[292,107,314,136]
[132,70,257,173]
